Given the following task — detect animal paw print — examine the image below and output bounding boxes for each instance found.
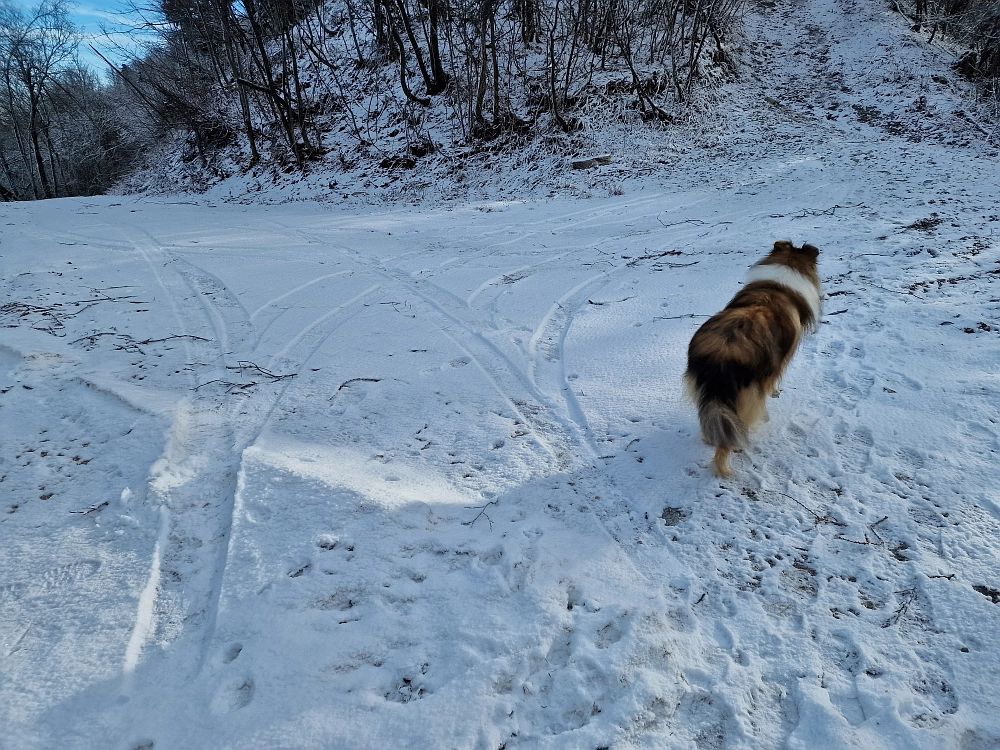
[385,667,429,703]
[780,559,819,600]
[908,672,958,728]
[210,673,255,714]
[833,426,873,473]
[595,616,626,649]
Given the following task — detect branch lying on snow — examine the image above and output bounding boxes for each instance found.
[70,331,118,347]
[653,313,711,321]
[765,202,867,219]
[868,515,889,544]
[337,377,382,391]
[883,587,918,628]
[748,486,846,527]
[71,332,212,354]
[623,250,687,267]
[70,501,109,516]
[193,379,258,395]
[74,294,142,304]
[655,216,735,230]
[656,216,706,229]
[588,297,634,306]
[195,363,296,394]
[139,334,210,345]
[230,361,296,381]
[835,515,890,545]
[463,499,499,530]
[379,301,413,315]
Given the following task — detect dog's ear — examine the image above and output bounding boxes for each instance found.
[800,243,820,259]
[773,240,794,252]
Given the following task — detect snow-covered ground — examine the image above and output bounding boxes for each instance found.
[3,0,1000,747]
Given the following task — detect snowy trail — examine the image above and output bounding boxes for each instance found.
[106,219,391,674]
[3,0,1000,746]
[266,220,602,465]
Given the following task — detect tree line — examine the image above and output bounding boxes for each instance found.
[3,0,998,200]
[0,0,148,200]
[117,0,747,168]
[2,0,748,197]
[901,0,1000,79]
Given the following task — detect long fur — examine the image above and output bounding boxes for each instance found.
[685,240,822,477]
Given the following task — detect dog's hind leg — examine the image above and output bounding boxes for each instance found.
[712,447,733,477]
[737,386,770,432]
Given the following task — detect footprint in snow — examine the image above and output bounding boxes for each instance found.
[329,380,376,416]
[0,559,101,601]
[222,643,243,664]
[595,618,625,649]
[779,560,819,601]
[210,674,255,714]
[908,671,959,727]
[822,368,873,407]
[385,674,428,703]
[832,425,873,473]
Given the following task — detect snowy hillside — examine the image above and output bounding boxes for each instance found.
[2,0,1000,747]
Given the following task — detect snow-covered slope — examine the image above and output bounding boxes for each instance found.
[2,0,1000,747]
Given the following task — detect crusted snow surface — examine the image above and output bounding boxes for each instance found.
[2,0,1000,747]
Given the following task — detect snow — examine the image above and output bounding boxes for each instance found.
[3,0,1000,747]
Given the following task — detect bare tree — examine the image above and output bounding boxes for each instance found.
[0,0,78,197]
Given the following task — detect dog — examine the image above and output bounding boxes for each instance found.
[685,240,822,477]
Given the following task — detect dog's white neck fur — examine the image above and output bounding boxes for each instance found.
[746,263,823,323]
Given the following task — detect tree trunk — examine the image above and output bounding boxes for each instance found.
[28,85,53,199]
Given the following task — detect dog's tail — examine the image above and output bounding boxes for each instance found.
[697,399,747,477]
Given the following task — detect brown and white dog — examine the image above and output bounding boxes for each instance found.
[685,241,822,477]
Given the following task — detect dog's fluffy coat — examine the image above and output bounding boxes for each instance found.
[685,241,822,477]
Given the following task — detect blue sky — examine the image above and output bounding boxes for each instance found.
[11,0,146,73]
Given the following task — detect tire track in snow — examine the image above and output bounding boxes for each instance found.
[527,273,611,458]
[266,283,381,368]
[172,258,255,361]
[250,270,355,346]
[465,249,577,307]
[269,221,596,469]
[90,222,382,676]
[342,244,579,464]
[123,505,169,678]
[471,192,671,238]
[154,249,383,668]
[111,226,248,677]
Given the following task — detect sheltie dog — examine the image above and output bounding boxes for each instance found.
[685,241,822,477]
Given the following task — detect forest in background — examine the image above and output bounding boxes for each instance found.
[0,0,998,200]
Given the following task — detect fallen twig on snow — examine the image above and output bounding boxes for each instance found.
[788,203,865,218]
[138,334,210,345]
[656,215,707,229]
[230,361,296,381]
[755,486,846,527]
[337,377,382,391]
[653,313,710,321]
[883,587,918,627]
[588,297,634,306]
[463,499,499,530]
[193,379,257,394]
[624,249,684,266]
[70,501,109,515]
